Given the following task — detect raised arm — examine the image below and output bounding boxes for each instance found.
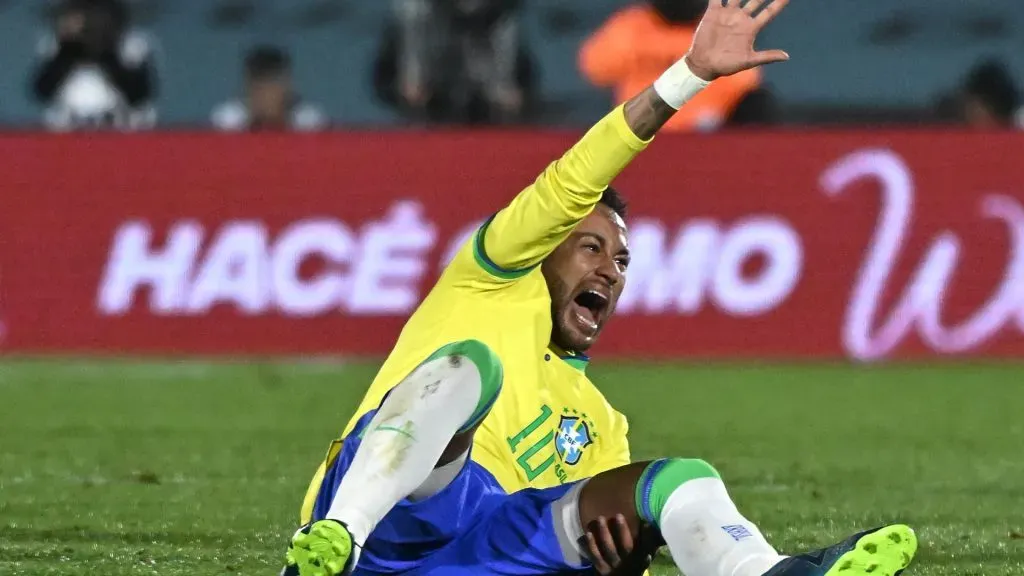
[473,0,789,279]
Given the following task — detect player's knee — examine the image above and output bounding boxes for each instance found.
[664,458,721,480]
[425,340,503,433]
[634,458,721,525]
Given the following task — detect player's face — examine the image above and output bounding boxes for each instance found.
[542,205,630,353]
[248,76,291,125]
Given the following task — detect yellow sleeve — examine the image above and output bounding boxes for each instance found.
[471,105,650,281]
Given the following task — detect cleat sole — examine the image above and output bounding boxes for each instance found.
[824,525,918,576]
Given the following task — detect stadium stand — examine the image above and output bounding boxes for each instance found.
[1,0,1023,127]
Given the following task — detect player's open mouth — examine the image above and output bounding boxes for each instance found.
[571,289,609,333]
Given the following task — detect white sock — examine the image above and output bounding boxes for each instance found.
[410,450,468,501]
[325,354,483,546]
[660,477,786,576]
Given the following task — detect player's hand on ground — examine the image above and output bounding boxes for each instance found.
[686,0,790,81]
[582,515,653,576]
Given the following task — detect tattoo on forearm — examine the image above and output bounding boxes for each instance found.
[622,87,678,140]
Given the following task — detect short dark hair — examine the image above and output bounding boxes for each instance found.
[964,59,1020,121]
[245,45,290,78]
[599,186,628,219]
[59,0,129,30]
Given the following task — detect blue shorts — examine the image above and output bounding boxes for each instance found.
[309,410,589,576]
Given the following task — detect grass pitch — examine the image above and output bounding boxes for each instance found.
[1,360,1022,575]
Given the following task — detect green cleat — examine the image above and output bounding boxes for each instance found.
[284,520,356,576]
[762,524,918,576]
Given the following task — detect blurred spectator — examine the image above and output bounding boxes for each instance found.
[579,0,760,132]
[31,0,157,131]
[725,87,780,128]
[374,0,535,125]
[961,60,1021,129]
[933,92,962,125]
[211,46,327,132]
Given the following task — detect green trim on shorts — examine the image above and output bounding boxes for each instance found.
[422,340,504,434]
[472,214,537,280]
[634,458,721,526]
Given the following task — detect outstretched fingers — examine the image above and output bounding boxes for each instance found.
[755,0,789,26]
[750,49,790,67]
[741,0,767,16]
[749,0,790,68]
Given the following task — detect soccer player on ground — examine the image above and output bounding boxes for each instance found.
[285,1,919,575]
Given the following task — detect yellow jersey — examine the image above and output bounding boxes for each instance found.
[302,105,648,520]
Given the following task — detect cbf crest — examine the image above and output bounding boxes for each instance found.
[556,408,596,466]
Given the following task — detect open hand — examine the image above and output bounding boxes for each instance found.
[685,0,790,81]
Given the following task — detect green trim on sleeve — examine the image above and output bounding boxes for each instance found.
[472,213,538,280]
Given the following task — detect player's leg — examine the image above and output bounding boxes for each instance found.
[575,459,917,576]
[324,339,501,539]
[417,464,768,576]
[286,339,503,576]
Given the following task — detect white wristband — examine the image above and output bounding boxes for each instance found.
[653,57,710,110]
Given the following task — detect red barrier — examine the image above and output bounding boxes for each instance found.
[1,130,1022,360]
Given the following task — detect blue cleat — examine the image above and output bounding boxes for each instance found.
[762,525,917,576]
